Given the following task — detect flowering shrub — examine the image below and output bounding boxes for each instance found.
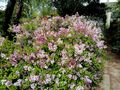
[0,15,106,90]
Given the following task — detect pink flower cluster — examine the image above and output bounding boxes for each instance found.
[9,51,21,66]
[48,42,57,52]
[0,15,107,89]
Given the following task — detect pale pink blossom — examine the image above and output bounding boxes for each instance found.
[46,31,57,37]
[48,42,57,52]
[30,83,36,90]
[61,49,68,60]
[23,66,32,71]
[5,81,12,87]
[73,21,85,31]
[70,83,75,89]
[85,76,92,87]
[72,75,77,80]
[76,86,84,90]
[58,27,69,35]
[68,74,72,79]
[36,50,46,58]
[13,79,23,86]
[35,35,46,44]
[44,74,52,84]
[29,53,36,61]
[74,44,85,54]
[97,40,105,49]
[34,28,42,37]
[68,59,76,68]
[13,25,21,33]
[9,51,21,66]
[39,60,46,68]
[23,53,29,61]
[77,64,83,68]
[29,75,39,82]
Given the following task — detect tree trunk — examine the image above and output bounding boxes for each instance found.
[14,0,23,25]
[2,0,16,40]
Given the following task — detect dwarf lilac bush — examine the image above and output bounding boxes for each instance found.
[0,15,107,90]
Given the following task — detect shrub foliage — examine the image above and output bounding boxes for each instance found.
[53,0,106,21]
[106,0,120,54]
[0,15,106,89]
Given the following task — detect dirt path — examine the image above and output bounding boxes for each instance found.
[97,52,120,90]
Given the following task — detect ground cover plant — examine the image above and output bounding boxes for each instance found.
[0,14,107,90]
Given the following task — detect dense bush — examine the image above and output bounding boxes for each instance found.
[53,0,106,21]
[22,0,58,18]
[0,15,106,89]
[106,0,120,20]
[106,0,120,54]
[53,0,85,16]
[107,21,120,54]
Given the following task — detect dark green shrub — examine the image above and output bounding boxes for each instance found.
[22,0,57,18]
[53,0,106,21]
[53,0,86,16]
[106,2,120,21]
[108,21,120,54]
[85,2,106,22]
[105,0,120,54]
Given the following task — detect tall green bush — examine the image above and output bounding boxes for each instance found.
[53,0,106,21]
[107,20,120,54]
[106,0,120,54]
[106,2,120,20]
[53,0,86,16]
[22,0,57,18]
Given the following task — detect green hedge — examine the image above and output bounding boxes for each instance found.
[108,20,120,54]
[106,0,120,54]
[53,0,106,21]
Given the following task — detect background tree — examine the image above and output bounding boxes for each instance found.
[106,0,120,54]
[22,0,54,18]
[13,0,23,25]
[53,0,106,21]
[2,0,23,40]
